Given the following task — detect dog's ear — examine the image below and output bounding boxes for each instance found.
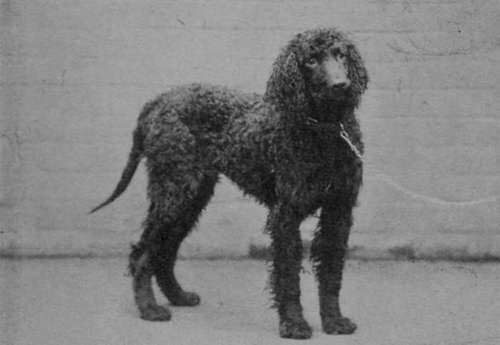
[346,43,369,104]
[265,50,308,118]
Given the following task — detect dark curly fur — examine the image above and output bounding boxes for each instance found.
[91,27,368,339]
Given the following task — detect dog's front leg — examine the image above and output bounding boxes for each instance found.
[311,201,357,335]
[267,203,312,339]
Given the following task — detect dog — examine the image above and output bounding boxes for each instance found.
[91,27,368,339]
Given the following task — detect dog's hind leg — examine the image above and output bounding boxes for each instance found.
[311,200,357,335]
[131,167,217,320]
[151,173,218,306]
[129,244,172,321]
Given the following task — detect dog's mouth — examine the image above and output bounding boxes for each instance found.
[310,86,351,110]
[328,83,351,98]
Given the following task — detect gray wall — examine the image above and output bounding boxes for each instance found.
[1,0,499,258]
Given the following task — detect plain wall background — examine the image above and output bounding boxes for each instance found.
[1,0,499,258]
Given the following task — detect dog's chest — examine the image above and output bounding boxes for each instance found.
[279,144,362,208]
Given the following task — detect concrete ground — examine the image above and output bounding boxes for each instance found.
[1,259,499,345]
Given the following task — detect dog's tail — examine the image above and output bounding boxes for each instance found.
[89,125,144,214]
[90,99,160,214]
[90,100,159,214]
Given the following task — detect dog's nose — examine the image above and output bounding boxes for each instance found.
[331,80,350,89]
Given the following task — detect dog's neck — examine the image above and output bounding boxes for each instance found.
[277,104,361,165]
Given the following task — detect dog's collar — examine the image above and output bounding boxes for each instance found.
[304,116,338,130]
[305,116,362,160]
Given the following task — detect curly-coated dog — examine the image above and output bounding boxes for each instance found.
[91,27,368,339]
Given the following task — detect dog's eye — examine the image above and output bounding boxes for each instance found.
[337,52,346,60]
[305,57,318,68]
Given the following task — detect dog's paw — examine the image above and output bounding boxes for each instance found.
[279,319,313,339]
[139,305,172,321]
[322,316,357,335]
[169,291,201,306]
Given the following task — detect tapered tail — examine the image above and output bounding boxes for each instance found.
[89,127,143,214]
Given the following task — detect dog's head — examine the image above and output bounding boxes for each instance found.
[265,28,368,122]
